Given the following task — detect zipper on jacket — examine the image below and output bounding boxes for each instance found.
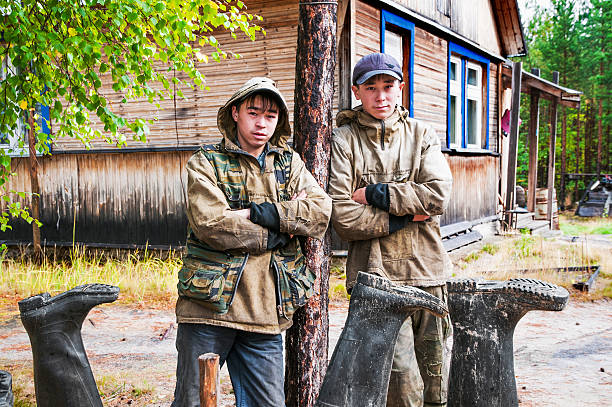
[272,260,288,319]
[227,253,249,307]
[380,119,386,150]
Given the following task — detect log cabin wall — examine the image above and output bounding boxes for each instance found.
[52,0,302,151]
[4,151,192,248]
[3,0,509,248]
[392,0,503,55]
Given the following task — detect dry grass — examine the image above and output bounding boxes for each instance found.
[0,246,181,309]
[453,233,612,300]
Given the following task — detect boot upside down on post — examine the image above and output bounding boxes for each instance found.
[316,272,448,407]
[19,284,120,407]
[447,278,569,407]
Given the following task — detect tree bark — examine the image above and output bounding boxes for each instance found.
[28,109,42,258]
[574,104,581,207]
[560,106,566,209]
[597,98,602,176]
[285,2,337,407]
[584,102,591,174]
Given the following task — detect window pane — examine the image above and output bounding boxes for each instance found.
[467,67,478,86]
[450,95,457,145]
[450,61,457,81]
[467,99,478,146]
[385,30,403,72]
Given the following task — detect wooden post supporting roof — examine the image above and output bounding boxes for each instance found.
[527,68,540,213]
[285,1,336,406]
[547,72,560,228]
[504,61,522,229]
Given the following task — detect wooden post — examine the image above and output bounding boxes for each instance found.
[198,353,219,407]
[27,109,42,257]
[526,68,540,213]
[504,61,522,229]
[285,1,336,406]
[547,72,560,227]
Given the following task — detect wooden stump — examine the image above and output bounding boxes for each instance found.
[199,353,219,407]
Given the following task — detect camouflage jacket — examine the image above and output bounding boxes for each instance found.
[329,106,453,289]
[176,78,332,334]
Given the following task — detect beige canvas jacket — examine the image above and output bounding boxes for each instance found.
[176,78,332,334]
[329,105,453,289]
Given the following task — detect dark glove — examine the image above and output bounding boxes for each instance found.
[389,214,414,234]
[365,183,390,211]
[266,230,291,250]
[250,202,281,231]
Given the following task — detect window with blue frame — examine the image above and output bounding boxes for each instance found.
[447,42,490,150]
[0,56,50,156]
[380,10,414,117]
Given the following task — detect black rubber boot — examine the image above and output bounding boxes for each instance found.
[0,370,13,407]
[447,278,569,407]
[19,284,120,407]
[316,272,448,407]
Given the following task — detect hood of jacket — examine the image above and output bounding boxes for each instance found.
[217,77,291,150]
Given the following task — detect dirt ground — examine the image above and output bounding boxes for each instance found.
[1,233,611,406]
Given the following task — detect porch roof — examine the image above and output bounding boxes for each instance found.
[502,62,582,108]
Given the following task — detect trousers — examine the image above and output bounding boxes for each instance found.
[171,323,285,407]
[386,285,451,407]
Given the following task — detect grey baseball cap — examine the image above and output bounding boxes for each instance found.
[352,53,403,85]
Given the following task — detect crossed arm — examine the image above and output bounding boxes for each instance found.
[187,151,331,253]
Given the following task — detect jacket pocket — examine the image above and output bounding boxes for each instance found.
[380,226,415,261]
[273,240,315,318]
[178,242,248,314]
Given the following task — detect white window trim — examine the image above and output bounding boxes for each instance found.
[449,56,462,148]
[465,62,482,149]
[1,56,29,157]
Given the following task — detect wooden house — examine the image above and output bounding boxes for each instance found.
[2,0,580,249]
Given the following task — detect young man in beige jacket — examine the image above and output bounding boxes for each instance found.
[171,77,331,407]
[329,53,453,407]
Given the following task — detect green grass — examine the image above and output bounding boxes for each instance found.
[481,243,500,255]
[559,214,612,236]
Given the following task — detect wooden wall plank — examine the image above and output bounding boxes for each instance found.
[441,155,499,224]
[2,151,193,247]
[413,27,448,140]
[355,1,381,58]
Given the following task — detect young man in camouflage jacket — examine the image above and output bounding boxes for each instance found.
[171,77,332,407]
[329,53,453,407]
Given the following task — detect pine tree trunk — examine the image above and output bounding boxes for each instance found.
[560,106,567,209]
[597,98,603,176]
[574,106,581,206]
[584,102,591,174]
[285,2,336,406]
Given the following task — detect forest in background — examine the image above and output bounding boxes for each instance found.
[515,0,610,208]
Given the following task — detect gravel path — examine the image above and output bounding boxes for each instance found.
[1,297,610,406]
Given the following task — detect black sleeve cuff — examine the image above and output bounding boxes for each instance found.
[365,183,390,211]
[389,214,414,234]
[250,202,281,232]
[266,230,291,250]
